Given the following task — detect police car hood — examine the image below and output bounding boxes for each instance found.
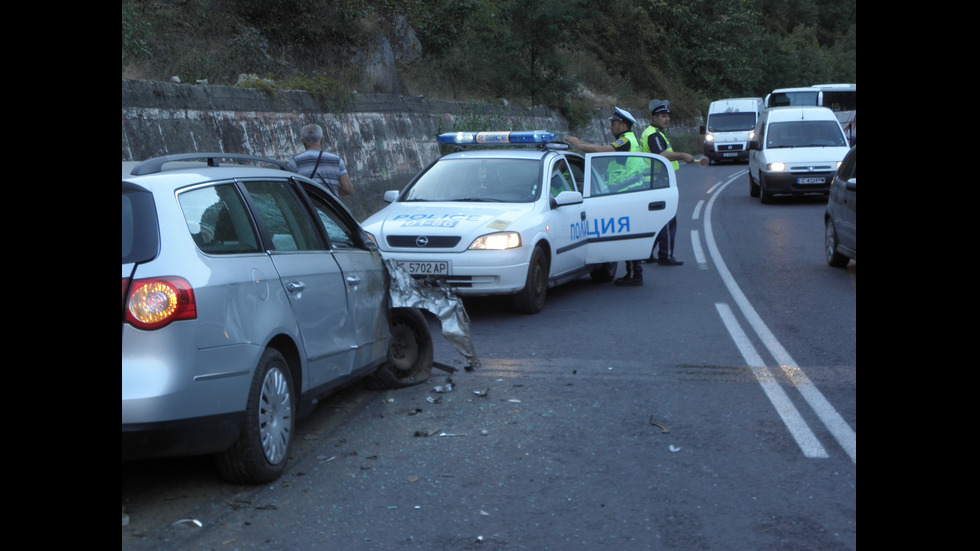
[363,201,535,242]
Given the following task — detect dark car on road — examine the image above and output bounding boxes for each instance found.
[824,146,856,266]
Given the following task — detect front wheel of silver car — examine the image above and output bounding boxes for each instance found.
[365,307,434,390]
[215,348,295,484]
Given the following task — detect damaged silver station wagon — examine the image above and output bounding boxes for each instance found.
[122,153,441,483]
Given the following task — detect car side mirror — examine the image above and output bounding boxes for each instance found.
[699,125,706,135]
[846,178,856,191]
[383,190,399,203]
[748,140,761,151]
[552,190,583,207]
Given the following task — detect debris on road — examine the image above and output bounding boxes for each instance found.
[648,417,670,433]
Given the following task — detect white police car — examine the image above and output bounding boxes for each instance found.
[361,131,678,314]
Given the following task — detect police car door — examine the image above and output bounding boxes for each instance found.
[581,152,678,263]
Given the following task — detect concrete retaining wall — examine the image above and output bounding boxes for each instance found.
[122,79,643,220]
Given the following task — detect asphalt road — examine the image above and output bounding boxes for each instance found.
[122,161,856,551]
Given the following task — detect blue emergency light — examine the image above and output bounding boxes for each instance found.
[437,130,559,145]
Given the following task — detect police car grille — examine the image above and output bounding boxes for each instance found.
[412,275,473,287]
[387,235,462,248]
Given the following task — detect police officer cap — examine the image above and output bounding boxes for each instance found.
[649,99,670,115]
[608,106,637,126]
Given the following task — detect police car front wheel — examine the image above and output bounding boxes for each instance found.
[512,247,548,314]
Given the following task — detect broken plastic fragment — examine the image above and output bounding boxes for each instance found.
[669,445,681,452]
[473,388,489,397]
[648,417,670,433]
[385,260,481,371]
[432,383,454,393]
[171,519,203,528]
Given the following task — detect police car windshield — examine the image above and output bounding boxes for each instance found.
[403,158,541,203]
[765,121,848,149]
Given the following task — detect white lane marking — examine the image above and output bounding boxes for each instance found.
[691,230,707,268]
[714,303,829,458]
[703,172,856,464]
[692,199,705,220]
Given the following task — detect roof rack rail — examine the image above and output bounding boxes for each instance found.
[129,153,291,176]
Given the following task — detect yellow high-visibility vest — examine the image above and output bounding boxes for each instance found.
[640,126,680,171]
[607,131,646,191]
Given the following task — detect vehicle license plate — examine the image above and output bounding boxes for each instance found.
[399,261,450,275]
[797,177,825,184]
[723,152,737,157]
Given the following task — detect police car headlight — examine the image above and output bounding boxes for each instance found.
[766,162,786,172]
[469,232,521,250]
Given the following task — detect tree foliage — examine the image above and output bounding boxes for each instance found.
[122,0,856,119]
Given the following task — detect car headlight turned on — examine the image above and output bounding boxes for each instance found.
[124,276,197,330]
[468,232,521,250]
[704,133,714,143]
[766,162,786,172]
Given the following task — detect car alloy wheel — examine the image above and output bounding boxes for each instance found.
[215,348,295,484]
[258,366,292,465]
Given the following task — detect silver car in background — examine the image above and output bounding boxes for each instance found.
[122,153,433,483]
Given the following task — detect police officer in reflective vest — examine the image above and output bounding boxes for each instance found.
[641,99,695,266]
[566,106,642,189]
[565,107,647,285]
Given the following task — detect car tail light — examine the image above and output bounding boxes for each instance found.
[124,276,196,330]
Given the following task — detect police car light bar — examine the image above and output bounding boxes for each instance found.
[437,131,559,145]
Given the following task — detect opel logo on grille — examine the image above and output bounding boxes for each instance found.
[415,236,429,247]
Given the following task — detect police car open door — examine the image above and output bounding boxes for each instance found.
[581,152,678,263]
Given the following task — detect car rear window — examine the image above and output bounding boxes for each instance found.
[122,183,159,265]
[178,183,262,254]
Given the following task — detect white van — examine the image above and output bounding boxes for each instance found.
[700,97,764,164]
[747,106,851,203]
